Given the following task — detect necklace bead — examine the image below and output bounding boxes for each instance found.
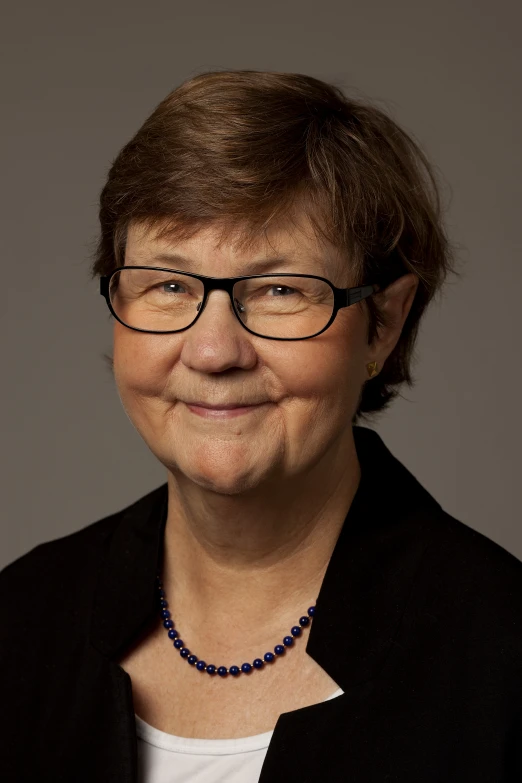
[155,574,315,677]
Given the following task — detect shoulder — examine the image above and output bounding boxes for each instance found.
[423,506,522,596]
[0,484,165,629]
[1,504,118,594]
[409,505,522,653]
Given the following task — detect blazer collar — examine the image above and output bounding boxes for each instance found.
[90,425,441,692]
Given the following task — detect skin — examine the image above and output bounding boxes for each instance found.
[113,212,419,659]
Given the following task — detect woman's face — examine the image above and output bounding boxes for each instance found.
[113,215,403,496]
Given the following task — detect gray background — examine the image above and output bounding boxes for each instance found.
[2,0,521,569]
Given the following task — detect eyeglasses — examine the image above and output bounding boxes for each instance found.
[99,266,382,341]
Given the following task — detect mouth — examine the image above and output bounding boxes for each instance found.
[184,402,266,418]
[186,402,262,410]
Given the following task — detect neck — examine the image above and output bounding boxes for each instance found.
[160,431,361,632]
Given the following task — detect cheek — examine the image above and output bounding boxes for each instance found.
[269,341,363,467]
[263,349,364,457]
[273,318,365,403]
[113,325,177,398]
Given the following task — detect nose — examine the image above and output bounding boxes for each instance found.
[180,289,257,372]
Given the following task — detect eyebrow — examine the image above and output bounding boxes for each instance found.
[135,252,322,275]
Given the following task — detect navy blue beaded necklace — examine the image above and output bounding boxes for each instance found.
[156,574,316,678]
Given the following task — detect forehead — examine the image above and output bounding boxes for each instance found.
[125,213,348,279]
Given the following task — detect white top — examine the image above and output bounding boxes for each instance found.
[136,686,344,782]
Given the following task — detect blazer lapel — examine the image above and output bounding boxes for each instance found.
[257,435,442,780]
[89,483,169,780]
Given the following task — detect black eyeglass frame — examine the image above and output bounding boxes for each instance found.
[99,266,383,341]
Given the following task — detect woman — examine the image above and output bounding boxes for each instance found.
[2,70,522,783]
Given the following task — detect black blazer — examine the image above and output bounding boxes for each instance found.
[2,425,522,782]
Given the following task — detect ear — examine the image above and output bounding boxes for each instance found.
[369,273,419,361]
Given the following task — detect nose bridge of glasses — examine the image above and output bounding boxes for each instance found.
[195,276,242,320]
[199,274,253,314]
[204,275,237,294]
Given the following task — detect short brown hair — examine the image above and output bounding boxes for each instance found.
[90,69,462,424]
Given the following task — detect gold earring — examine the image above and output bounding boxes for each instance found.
[367,361,379,378]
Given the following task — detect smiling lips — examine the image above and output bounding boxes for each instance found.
[185,401,266,418]
[186,402,260,409]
